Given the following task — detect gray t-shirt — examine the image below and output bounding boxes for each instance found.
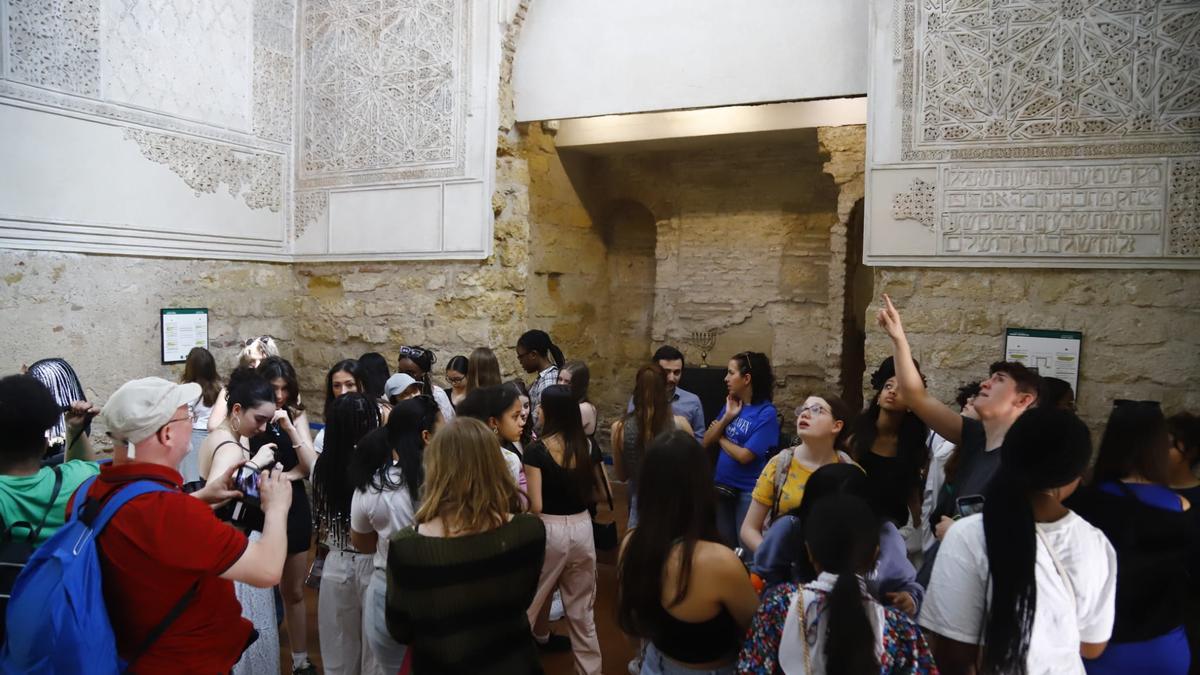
[931,416,992,522]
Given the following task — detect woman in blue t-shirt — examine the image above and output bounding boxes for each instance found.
[702,351,780,549]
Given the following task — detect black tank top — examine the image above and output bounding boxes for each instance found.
[652,605,741,663]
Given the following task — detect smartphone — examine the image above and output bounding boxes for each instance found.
[235,465,261,506]
[956,495,985,518]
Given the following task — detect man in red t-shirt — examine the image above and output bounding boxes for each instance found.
[74,377,292,673]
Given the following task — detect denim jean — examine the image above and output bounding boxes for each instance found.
[640,643,735,675]
[714,488,754,549]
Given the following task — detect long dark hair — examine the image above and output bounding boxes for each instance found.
[732,351,774,404]
[561,361,591,403]
[1168,412,1200,470]
[457,385,520,427]
[357,352,391,401]
[182,347,221,407]
[323,359,365,420]
[445,355,469,378]
[1092,400,1170,485]
[617,431,721,638]
[257,356,304,414]
[804,495,881,675]
[518,330,565,368]
[349,396,440,503]
[981,407,1091,674]
[627,364,673,457]
[313,394,380,549]
[505,379,534,446]
[785,463,873,582]
[226,367,275,416]
[850,400,928,524]
[538,384,595,504]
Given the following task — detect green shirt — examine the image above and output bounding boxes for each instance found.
[0,460,100,545]
[387,513,546,674]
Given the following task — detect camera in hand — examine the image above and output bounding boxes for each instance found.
[215,464,266,532]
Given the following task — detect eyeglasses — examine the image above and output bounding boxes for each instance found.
[164,409,196,427]
[795,403,829,418]
[399,346,429,359]
[447,375,466,384]
[516,349,532,360]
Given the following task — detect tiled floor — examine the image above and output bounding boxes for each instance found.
[279,482,637,675]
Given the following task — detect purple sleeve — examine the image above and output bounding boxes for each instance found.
[875,522,925,612]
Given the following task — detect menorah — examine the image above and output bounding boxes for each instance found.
[683,330,717,367]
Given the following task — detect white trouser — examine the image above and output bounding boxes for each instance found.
[364,568,409,673]
[318,549,382,675]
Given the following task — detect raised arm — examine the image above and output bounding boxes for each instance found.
[877,294,964,445]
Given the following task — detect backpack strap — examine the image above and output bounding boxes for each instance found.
[770,447,795,520]
[123,579,200,672]
[27,465,64,543]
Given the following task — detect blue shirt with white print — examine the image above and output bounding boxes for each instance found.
[713,400,780,491]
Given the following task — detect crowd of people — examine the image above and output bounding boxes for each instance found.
[0,297,1197,674]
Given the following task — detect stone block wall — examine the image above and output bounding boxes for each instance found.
[866,268,1200,431]
[0,250,297,438]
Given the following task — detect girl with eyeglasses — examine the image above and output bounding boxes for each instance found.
[396,345,456,422]
[739,394,854,554]
[445,355,469,409]
[702,351,781,550]
[200,367,282,675]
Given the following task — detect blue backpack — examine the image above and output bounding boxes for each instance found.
[1,476,198,674]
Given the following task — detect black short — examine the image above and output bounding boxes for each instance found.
[285,480,313,556]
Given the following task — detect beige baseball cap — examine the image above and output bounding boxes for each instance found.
[99,377,201,445]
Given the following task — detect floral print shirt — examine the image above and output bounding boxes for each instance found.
[738,582,938,674]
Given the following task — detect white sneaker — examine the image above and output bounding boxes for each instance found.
[549,589,565,621]
[627,658,642,675]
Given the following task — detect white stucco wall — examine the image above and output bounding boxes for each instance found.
[512,0,868,121]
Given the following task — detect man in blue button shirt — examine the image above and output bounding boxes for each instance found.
[627,346,706,444]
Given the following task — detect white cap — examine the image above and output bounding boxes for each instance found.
[98,377,201,445]
[384,373,419,398]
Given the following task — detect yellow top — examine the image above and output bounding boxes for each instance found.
[750,450,857,514]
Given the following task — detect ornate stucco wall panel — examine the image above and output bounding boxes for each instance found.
[0,0,296,260]
[867,0,1200,269]
[293,0,500,260]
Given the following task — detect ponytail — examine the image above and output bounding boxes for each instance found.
[518,330,564,368]
[825,569,878,675]
[803,494,880,675]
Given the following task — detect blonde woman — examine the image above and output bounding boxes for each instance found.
[208,336,280,432]
[385,418,546,675]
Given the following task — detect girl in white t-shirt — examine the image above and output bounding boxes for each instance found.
[349,396,444,673]
[918,408,1119,675]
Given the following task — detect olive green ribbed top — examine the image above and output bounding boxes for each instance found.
[386,513,547,674]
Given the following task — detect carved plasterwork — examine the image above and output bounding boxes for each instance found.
[891,177,936,229]
[100,0,254,130]
[1168,159,1199,256]
[124,128,283,212]
[293,191,328,240]
[299,0,469,187]
[900,0,1200,161]
[253,0,295,143]
[4,0,101,96]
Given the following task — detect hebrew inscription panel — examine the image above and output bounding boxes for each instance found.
[867,0,1200,268]
[300,0,468,186]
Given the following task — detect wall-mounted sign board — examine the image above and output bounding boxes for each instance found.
[1004,328,1082,395]
[161,308,209,364]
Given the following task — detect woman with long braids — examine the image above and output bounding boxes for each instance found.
[254,356,319,675]
[850,357,930,530]
[350,396,443,673]
[396,344,456,422]
[618,431,759,675]
[739,494,935,674]
[920,408,1118,674]
[312,393,381,675]
[314,359,367,454]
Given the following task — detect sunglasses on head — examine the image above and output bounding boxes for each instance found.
[399,346,431,361]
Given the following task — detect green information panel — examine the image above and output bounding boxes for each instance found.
[161,308,209,364]
[1004,328,1082,394]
